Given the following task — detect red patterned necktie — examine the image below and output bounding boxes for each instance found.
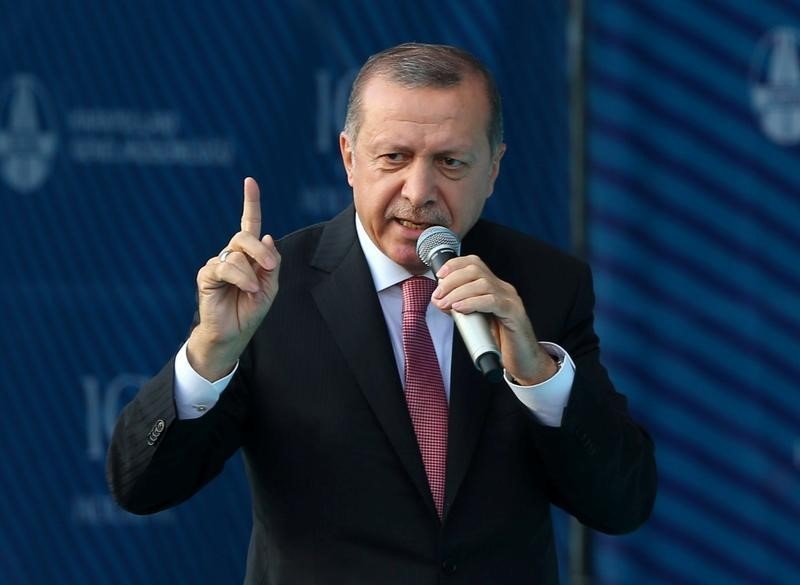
[401,276,449,518]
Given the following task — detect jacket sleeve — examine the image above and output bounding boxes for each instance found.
[530,263,657,534]
[106,353,251,515]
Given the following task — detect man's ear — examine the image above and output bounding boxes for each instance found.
[340,132,354,186]
[486,143,506,198]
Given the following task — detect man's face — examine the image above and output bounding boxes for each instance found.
[340,75,505,273]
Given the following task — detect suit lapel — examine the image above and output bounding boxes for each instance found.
[443,224,496,519]
[444,333,493,519]
[309,207,437,516]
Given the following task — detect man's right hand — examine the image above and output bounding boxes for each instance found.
[187,177,281,380]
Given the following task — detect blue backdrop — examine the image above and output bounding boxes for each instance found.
[4,1,798,584]
[0,1,570,583]
[588,1,800,584]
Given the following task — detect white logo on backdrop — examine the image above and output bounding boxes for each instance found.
[0,73,235,193]
[0,75,58,193]
[301,68,358,216]
[750,27,800,146]
[73,373,175,526]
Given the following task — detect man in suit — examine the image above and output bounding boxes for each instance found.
[108,43,656,584]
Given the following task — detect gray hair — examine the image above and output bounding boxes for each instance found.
[343,43,504,155]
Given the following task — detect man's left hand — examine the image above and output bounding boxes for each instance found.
[431,255,557,385]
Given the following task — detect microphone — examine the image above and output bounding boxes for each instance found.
[416,226,503,383]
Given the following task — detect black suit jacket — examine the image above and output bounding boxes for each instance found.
[107,206,656,584]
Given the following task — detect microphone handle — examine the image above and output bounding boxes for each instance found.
[429,251,503,382]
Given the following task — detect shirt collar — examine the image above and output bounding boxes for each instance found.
[355,212,434,292]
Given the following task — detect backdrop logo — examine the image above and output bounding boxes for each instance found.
[750,27,800,146]
[0,74,58,192]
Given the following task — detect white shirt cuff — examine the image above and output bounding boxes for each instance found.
[173,340,238,419]
[504,342,575,427]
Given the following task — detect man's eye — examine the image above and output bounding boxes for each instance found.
[440,157,465,169]
[383,153,407,163]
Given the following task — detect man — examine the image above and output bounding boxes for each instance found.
[108,43,656,584]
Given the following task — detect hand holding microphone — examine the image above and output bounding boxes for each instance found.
[416,227,503,381]
[416,226,557,386]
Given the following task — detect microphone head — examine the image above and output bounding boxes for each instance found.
[416,226,460,268]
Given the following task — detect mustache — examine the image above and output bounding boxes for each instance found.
[386,202,450,226]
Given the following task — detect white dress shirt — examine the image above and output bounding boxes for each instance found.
[174,214,576,426]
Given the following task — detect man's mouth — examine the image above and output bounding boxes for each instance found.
[396,219,431,230]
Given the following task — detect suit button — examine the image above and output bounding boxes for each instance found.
[147,418,166,446]
[441,560,457,574]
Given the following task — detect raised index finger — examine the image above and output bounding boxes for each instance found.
[241,177,261,236]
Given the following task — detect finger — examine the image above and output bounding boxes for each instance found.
[449,288,524,325]
[433,269,519,319]
[198,259,259,294]
[241,177,262,237]
[449,293,501,315]
[261,234,281,270]
[221,250,263,290]
[433,263,489,299]
[214,253,261,293]
[227,231,275,270]
[434,254,487,279]
[434,283,506,317]
[435,277,494,306]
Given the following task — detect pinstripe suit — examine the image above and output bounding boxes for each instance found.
[107,205,656,584]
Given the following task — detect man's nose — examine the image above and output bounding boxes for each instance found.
[401,160,438,206]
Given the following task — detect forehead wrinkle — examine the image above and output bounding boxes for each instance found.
[363,97,464,128]
[366,121,472,154]
[356,82,486,155]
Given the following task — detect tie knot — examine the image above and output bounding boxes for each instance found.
[402,276,436,315]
